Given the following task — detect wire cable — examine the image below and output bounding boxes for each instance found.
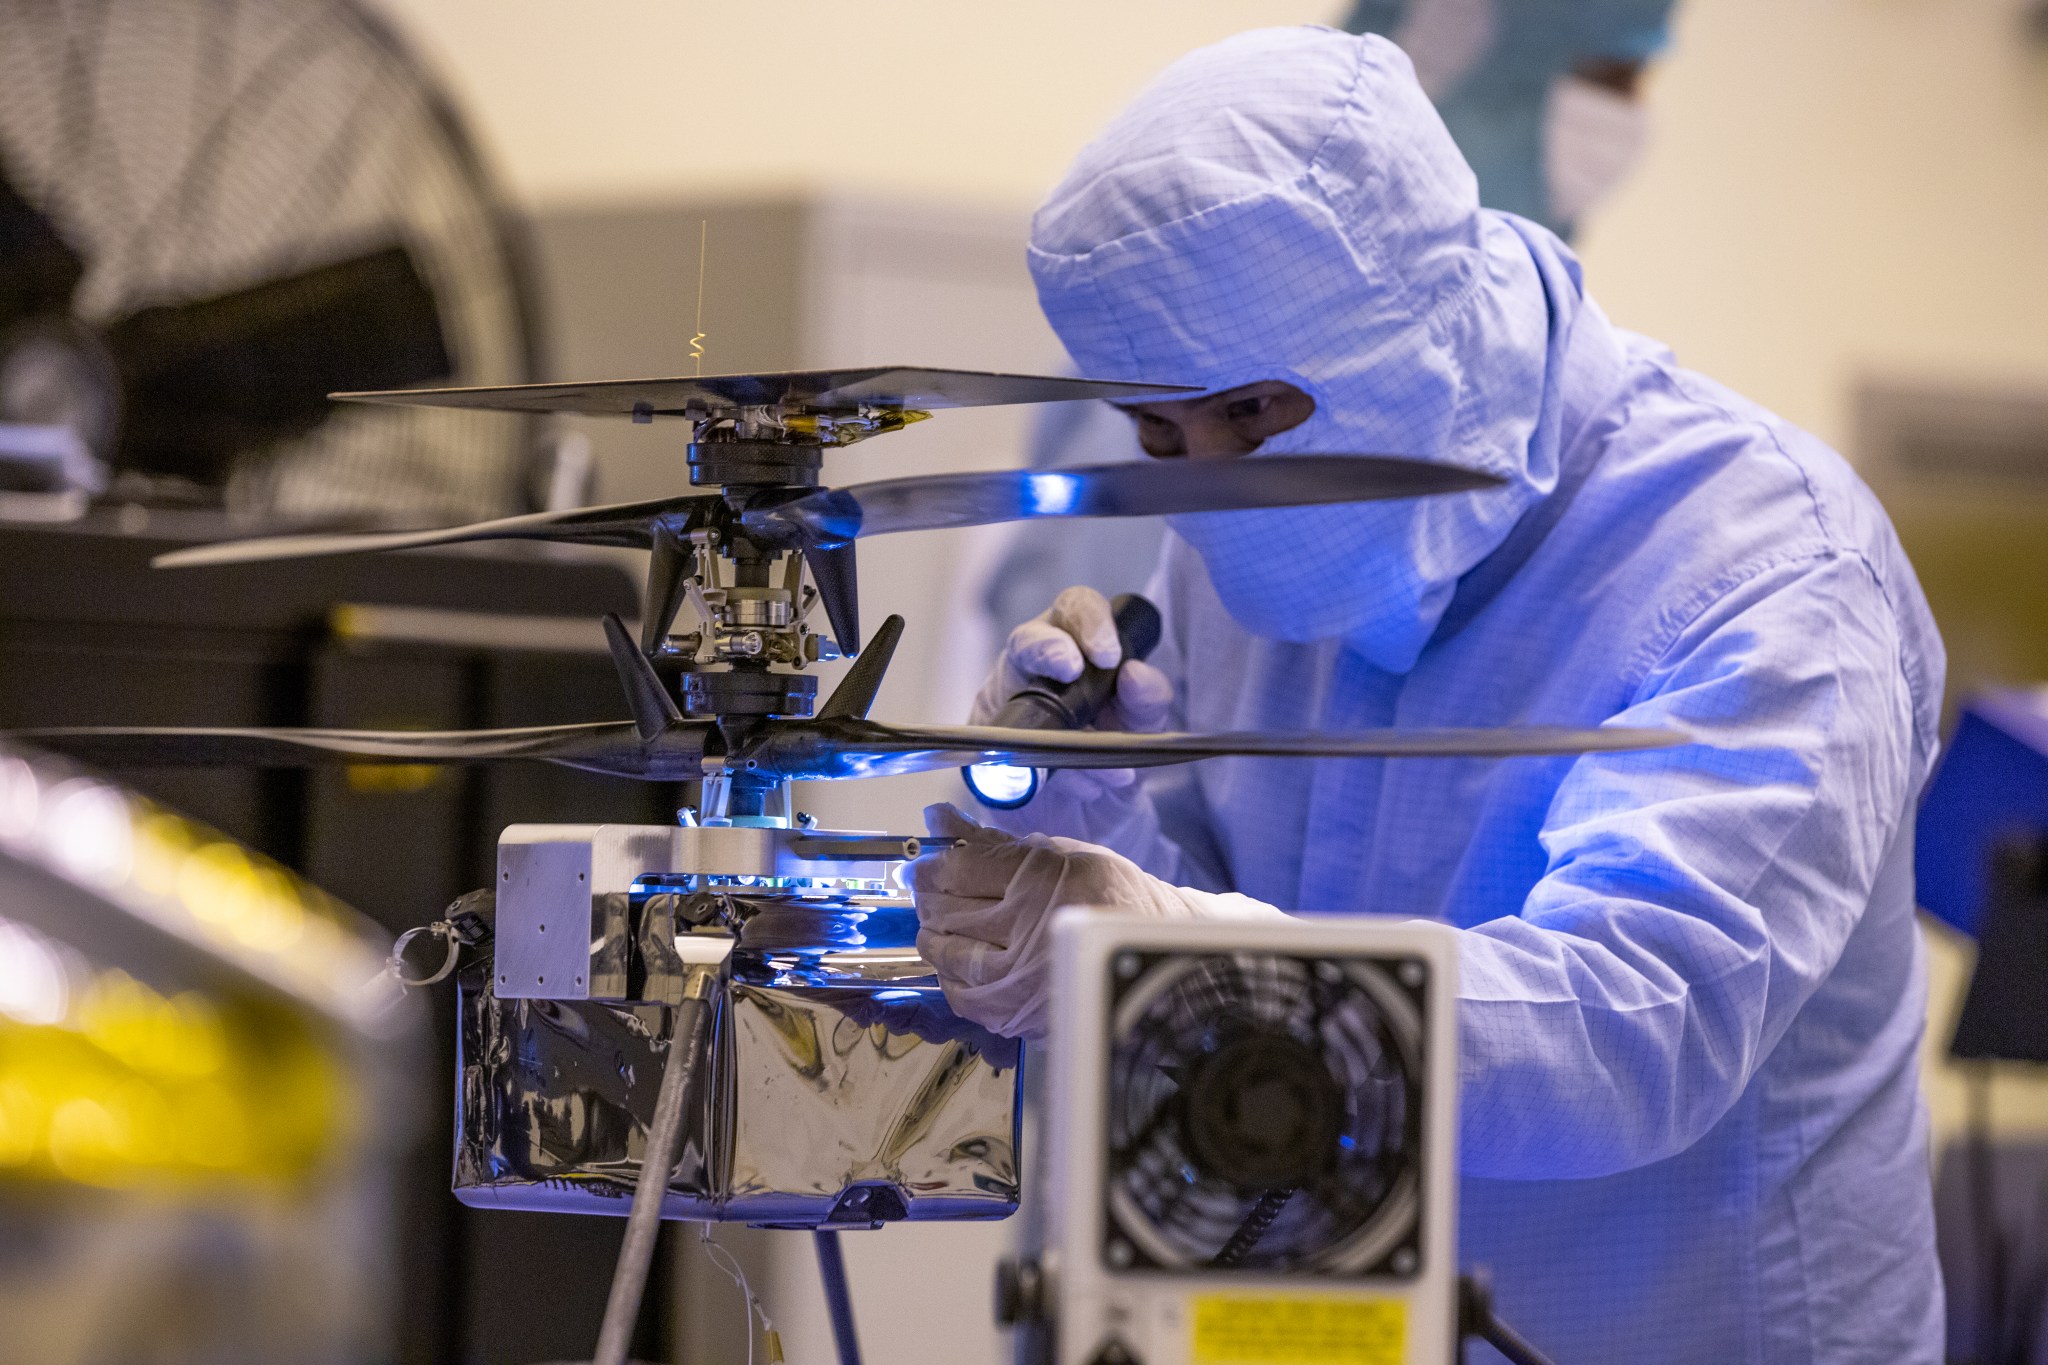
[689,218,707,376]
[591,966,717,1365]
[698,1225,782,1365]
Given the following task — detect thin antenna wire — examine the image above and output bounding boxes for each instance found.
[689,218,709,377]
[699,1225,778,1364]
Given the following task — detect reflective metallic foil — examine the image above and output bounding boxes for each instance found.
[453,907,1022,1225]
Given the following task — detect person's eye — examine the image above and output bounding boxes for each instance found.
[1135,414,1185,458]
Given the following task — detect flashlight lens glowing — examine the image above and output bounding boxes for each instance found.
[963,763,1039,810]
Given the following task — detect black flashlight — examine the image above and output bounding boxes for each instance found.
[963,593,1164,810]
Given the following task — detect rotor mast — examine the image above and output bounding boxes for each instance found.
[660,399,920,824]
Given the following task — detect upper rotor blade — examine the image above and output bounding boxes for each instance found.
[749,718,1689,781]
[14,721,705,780]
[333,367,1196,417]
[152,494,708,568]
[741,455,1501,547]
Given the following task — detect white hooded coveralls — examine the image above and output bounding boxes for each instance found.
[1021,27,1946,1364]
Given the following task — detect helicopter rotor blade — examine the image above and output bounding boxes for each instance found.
[738,455,1501,549]
[151,494,716,569]
[745,718,1690,782]
[12,721,695,776]
[14,714,1689,787]
[331,367,1198,416]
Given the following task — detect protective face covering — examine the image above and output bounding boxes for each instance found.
[1028,29,1556,674]
[1542,75,1649,227]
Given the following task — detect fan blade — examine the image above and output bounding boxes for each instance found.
[0,163,85,325]
[602,612,684,742]
[152,494,709,568]
[739,455,1501,548]
[12,721,702,777]
[333,367,1197,416]
[817,614,904,720]
[747,719,1689,781]
[104,244,450,483]
[803,540,861,653]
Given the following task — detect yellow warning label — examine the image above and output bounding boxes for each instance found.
[1190,1295,1407,1365]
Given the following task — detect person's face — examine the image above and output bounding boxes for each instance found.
[1116,380,1315,461]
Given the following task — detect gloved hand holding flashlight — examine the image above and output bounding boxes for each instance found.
[964,585,1174,839]
[912,802,1287,1039]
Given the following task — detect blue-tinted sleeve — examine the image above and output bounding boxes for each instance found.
[1454,550,1921,1180]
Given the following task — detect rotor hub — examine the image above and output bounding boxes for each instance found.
[681,668,817,719]
[686,438,824,489]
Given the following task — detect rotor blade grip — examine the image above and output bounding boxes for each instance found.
[803,541,861,655]
[987,593,1161,732]
[602,612,683,742]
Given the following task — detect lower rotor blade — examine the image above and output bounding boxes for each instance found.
[748,719,1689,781]
[15,721,705,780]
[152,494,708,568]
[742,455,1502,546]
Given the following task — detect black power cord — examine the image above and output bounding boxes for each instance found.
[1460,1272,1559,1365]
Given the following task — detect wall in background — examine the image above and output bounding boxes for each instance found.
[372,0,1331,211]
[380,0,2048,452]
[1580,0,2048,453]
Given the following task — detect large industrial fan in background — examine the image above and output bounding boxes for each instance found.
[0,0,542,525]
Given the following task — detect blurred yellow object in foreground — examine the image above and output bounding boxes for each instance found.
[0,747,397,1195]
[0,927,344,1190]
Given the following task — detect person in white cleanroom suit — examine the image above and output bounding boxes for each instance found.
[913,26,1945,1364]
[980,0,1677,653]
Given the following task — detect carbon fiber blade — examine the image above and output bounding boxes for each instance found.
[739,455,1502,547]
[331,367,1196,415]
[14,721,705,780]
[152,494,711,568]
[748,719,1690,780]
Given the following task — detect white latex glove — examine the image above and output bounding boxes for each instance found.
[970,585,1175,838]
[912,803,1287,1039]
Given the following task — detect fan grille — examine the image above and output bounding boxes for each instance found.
[1103,949,1428,1276]
[0,0,539,523]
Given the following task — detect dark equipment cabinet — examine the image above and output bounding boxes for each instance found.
[0,515,677,1364]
